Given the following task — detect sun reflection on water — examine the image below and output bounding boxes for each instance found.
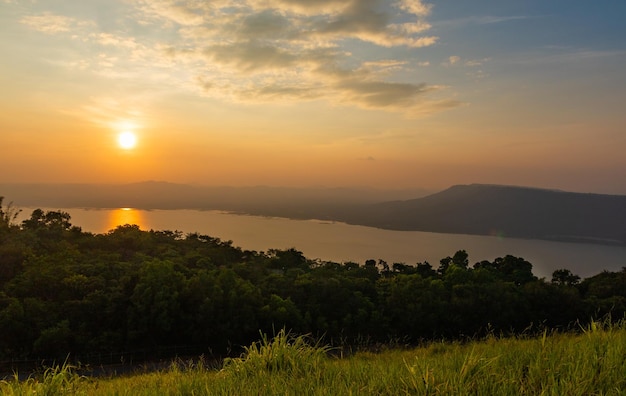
[107,208,145,231]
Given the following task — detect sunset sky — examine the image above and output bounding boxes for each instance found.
[1,0,625,194]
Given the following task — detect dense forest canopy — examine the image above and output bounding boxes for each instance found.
[1,198,625,367]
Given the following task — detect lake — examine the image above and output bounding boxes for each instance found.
[19,207,626,279]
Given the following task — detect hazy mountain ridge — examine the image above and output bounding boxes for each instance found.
[0,181,430,218]
[2,182,625,245]
[339,184,626,245]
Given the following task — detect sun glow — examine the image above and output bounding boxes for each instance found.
[108,208,145,231]
[118,131,137,150]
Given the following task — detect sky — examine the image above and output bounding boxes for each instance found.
[1,0,625,194]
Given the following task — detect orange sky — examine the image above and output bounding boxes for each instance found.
[1,1,625,194]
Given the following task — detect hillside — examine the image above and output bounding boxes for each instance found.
[3,325,626,394]
[338,184,626,245]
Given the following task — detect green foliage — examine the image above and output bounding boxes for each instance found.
[128,259,185,345]
[1,204,626,372]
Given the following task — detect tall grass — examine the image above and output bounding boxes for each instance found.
[221,329,331,378]
[0,363,86,396]
[2,321,625,395]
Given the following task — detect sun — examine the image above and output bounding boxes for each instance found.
[117,131,137,150]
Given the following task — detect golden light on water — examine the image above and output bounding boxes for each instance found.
[107,208,145,231]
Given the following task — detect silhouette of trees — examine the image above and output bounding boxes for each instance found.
[551,268,581,286]
[0,196,21,232]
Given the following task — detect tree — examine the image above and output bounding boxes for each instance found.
[551,269,580,286]
[259,294,304,332]
[0,196,21,233]
[378,259,390,275]
[475,255,537,286]
[128,259,185,346]
[415,261,437,278]
[392,262,418,275]
[0,199,28,284]
[21,209,77,252]
[364,259,377,267]
[268,248,309,272]
[22,209,72,231]
[452,250,469,268]
[438,256,451,275]
[438,250,469,275]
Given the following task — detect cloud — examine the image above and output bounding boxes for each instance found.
[19,0,459,115]
[204,41,299,73]
[442,55,460,67]
[237,10,293,38]
[309,0,437,48]
[441,56,490,69]
[248,0,350,15]
[132,0,209,26]
[438,15,530,30]
[334,79,431,108]
[20,13,93,34]
[61,96,147,131]
[93,33,138,49]
[397,0,432,16]
[319,1,390,35]
[474,15,529,25]
[464,58,489,67]
[361,60,408,75]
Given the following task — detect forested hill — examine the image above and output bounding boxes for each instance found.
[338,184,626,245]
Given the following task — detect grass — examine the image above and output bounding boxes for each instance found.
[2,323,625,395]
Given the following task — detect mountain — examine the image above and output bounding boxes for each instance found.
[338,184,626,245]
[3,182,625,245]
[0,181,430,217]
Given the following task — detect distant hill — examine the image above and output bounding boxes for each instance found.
[0,181,430,218]
[337,184,626,245]
[3,182,625,245]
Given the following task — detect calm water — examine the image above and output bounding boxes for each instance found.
[21,207,626,279]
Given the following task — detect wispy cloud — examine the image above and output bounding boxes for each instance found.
[442,55,461,66]
[472,15,529,25]
[441,55,490,71]
[437,15,530,30]
[17,0,460,115]
[20,12,93,34]
[464,57,490,67]
[62,96,148,131]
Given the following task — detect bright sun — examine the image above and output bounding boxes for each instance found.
[117,131,137,150]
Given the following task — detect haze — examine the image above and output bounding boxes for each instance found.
[1,1,625,194]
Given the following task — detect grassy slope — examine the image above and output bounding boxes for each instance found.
[2,323,625,395]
